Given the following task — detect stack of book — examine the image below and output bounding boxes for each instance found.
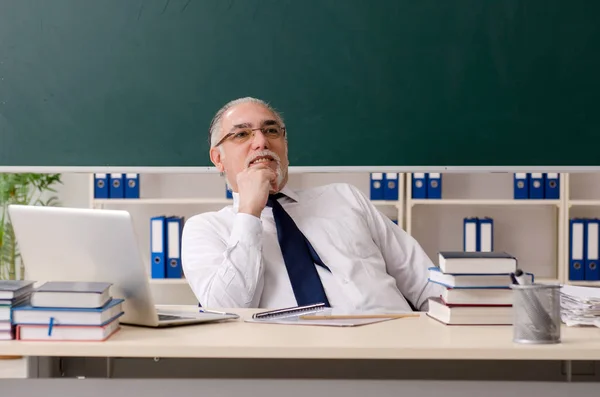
[426,251,528,325]
[12,281,124,341]
[0,280,35,340]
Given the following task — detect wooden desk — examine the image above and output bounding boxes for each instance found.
[3,308,600,396]
[2,309,600,361]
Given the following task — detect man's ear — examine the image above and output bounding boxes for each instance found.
[209,147,225,173]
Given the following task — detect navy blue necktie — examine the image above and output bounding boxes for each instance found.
[267,193,331,307]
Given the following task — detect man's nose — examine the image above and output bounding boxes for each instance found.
[251,129,269,150]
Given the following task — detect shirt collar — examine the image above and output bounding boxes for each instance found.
[232,184,299,213]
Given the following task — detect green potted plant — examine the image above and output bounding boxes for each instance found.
[0,173,62,280]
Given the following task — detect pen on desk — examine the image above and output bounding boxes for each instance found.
[299,313,420,320]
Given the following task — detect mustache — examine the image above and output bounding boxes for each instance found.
[245,150,282,168]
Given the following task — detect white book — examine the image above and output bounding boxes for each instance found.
[30,281,112,308]
[438,251,517,274]
[17,317,120,341]
[441,288,513,306]
[427,298,512,325]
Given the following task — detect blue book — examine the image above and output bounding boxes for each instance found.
[30,281,112,309]
[12,298,124,326]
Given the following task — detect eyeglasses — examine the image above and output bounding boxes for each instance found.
[214,125,286,147]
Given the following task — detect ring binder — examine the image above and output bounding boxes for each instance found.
[251,303,327,319]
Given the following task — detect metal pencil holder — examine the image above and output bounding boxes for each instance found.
[509,284,561,344]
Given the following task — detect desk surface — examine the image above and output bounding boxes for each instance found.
[2,308,600,360]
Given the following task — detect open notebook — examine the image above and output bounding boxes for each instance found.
[245,303,413,327]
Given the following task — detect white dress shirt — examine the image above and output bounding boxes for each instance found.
[181,182,443,312]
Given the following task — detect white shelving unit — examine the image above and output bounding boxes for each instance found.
[405,173,566,284]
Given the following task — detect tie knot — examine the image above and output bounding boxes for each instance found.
[266,192,286,207]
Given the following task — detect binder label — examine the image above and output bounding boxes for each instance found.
[168,221,181,260]
[151,219,164,254]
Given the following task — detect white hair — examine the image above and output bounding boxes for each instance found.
[208,97,285,148]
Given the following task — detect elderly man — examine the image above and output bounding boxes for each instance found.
[181,97,443,311]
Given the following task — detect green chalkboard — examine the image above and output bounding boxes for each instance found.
[0,0,599,168]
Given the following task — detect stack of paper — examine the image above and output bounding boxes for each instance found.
[560,285,600,327]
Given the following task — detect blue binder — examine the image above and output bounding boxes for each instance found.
[427,173,442,199]
[384,173,399,200]
[150,216,167,278]
[124,174,140,199]
[544,173,560,199]
[585,218,600,281]
[166,216,184,278]
[369,173,384,200]
[478,217,494,252]
[513,173,529,199]
[109,173,124,199]
[411,173,428,199]
[529,173,545,199]
[93,173,109,199]
[569,218,586,281]
[463,217,479,252]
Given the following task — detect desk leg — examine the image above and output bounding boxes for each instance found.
[565,360,572,382]
[105,358,113,379]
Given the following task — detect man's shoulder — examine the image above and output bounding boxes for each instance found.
[183,207,233,231]
[296,182,366,203]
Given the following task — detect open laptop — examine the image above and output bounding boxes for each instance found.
[7,204,239,327]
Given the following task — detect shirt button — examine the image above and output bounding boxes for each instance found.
[343,279,349,284]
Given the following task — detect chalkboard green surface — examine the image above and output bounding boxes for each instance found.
[0,0,598,168]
